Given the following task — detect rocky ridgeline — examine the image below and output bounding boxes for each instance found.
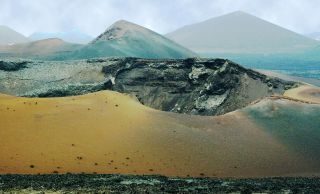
[0,58,296,115]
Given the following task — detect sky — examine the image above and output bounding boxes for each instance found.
[0,0,320,37]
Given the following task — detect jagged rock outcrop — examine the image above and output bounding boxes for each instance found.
[0,58,296,115]
[101,58,295,115]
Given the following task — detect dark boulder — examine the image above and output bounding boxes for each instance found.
[0,60,28,71]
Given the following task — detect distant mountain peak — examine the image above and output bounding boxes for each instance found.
[29,30,92,44]
[229,10,247,15]
[112,19,134,26]
[166,11,318,54]
[91,20,149,43]
[0,25,29,45]
[215,10,257,20]
[32,38,65,44]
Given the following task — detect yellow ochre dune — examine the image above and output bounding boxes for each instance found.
[0,86,320,178]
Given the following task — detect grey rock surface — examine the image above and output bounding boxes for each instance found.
[0,59,107,97]
[0,57,296,115]
[1,174,319,193]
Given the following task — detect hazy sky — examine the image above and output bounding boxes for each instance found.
[1,0,319,37]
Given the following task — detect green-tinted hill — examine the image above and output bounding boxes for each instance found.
[49,20,196,60]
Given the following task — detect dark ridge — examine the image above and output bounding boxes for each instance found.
[0,60,29,71]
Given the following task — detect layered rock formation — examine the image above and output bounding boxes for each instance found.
[0,58,296,115]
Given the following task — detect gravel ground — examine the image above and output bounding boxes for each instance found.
[0,174,320,193]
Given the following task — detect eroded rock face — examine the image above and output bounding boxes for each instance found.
[0,57,296,115]
[101,58,295,115]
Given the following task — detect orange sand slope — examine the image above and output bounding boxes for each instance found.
[0,87,320,178]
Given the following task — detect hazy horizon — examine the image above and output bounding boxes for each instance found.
[0,0,320,37]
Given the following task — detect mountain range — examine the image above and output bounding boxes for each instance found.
[1,12,319,61]
[0,12,319,80]
[1,12,319,56]
[0,21,196,59]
